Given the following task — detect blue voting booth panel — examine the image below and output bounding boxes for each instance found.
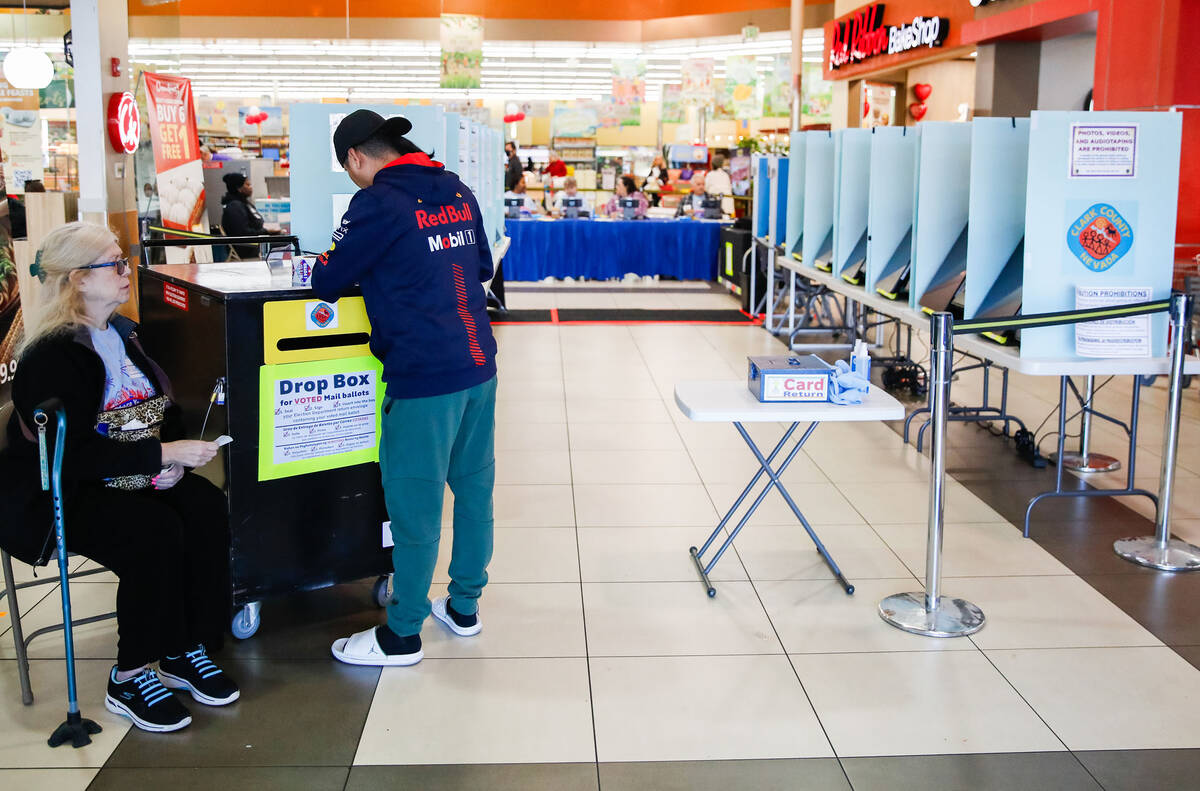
[289,104,446,255]
[753,156,770,240]
[773,157,789,246]
[865,127,916,294]
[802,132,835,270]
[502,219,721,281]
[912,122,975,311]
[833,129,871,280]
[1021,111,1182,358]
[963,118,1028,321]
[785,132,806,260]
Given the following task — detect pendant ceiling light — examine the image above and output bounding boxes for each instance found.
[3,1,53,90]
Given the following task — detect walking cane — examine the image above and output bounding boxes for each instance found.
[36,400,102,748]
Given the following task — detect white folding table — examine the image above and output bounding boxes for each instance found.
[675,381,905,597]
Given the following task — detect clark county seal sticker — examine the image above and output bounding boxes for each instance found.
[310,302,335,328]
[1067,203,1133,272]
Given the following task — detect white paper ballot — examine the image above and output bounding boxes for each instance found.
[215,435,234,447]
[1075,286,1152,358]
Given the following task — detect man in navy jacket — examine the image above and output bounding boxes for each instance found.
[315,110,498,667]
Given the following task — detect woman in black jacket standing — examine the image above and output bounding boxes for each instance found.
[219,172,276,259]
[0,222,238,733]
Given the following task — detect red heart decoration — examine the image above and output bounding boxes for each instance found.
[514,112,526,122]
[913,83,932,101]
[503,114,519,123]
[862,100,870,117]
[909,102,928,121]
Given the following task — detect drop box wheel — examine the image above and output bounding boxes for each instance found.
[372,575,393,608]
[231,601,261,640]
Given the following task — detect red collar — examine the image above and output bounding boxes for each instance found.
[383,152,444,169]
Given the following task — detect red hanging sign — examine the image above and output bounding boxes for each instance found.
[106,91,139,154]
[143,73,208,236]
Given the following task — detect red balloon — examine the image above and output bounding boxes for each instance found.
[862,100,870,117]
[913,83,933,101]
[909,102,928,121]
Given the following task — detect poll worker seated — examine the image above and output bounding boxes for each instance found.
[675,171,711,217]
[503,174,546,216]
[0,222,237,734]
[550,177,590,217]
[602,175,649,219]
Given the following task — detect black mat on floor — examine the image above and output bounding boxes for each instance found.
[490,309,553,322]
[557,309,754,323]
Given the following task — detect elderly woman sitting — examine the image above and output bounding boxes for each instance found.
[0,222,236,733]
[602,175,649,219]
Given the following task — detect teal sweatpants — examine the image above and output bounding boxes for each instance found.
[379,375,496,637]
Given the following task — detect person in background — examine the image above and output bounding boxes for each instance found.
[642,155,668,206]
[504,141,522,191]
[544,150,568,179]
[220,173,280,259]
[603,175,649,219]
[504,174,546,216]
[705,154,735,215]
[675,171,710,217]
[315,109,497,669]
[0,222,235,733]
[550,177,589,217]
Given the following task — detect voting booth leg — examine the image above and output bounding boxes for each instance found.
[1115,293,1200,572]
[1058,376,1121,473]
[880,313,985,637]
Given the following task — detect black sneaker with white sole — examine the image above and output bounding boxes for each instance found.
[105,667,192,733]
[159,645,240,706]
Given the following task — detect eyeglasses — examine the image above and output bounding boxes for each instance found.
[79,258,130,276]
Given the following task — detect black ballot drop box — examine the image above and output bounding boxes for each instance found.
[716,226,765,313]
[138,263,392,639]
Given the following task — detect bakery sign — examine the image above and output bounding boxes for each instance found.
[828,4,950,70]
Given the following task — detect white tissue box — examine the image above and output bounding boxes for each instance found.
[747,355,833,403]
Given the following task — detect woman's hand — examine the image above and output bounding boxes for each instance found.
[161,440,219,469]
[152,463,184,490]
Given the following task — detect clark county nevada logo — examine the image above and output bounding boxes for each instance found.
[1067,203,1134,272]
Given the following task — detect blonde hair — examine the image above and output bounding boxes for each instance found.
[20,221,118,353]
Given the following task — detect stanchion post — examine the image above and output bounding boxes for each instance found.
[1115,292,1200,571]
[879,312,986,637]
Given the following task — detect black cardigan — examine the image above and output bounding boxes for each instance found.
[0,316,183,564]
[221,192,265,259]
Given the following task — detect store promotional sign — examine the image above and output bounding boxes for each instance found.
[763,54,791,118]
[612,58,645,107]
[440,14,482,89]
[143,73,209,247]
[827,4,950,71]
[239,105,283,137]
[1021,111,1181,359]
[258,355,385,481]
[681,58,714,106]
[725,54,760,120]
[0,139,17,407]
[0,80,42,193]
[661,85,684,123]
[552,105,598,137]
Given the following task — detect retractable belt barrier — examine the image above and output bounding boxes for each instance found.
[880,292,1198,639]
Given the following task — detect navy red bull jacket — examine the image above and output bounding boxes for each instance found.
[311,153,497,399]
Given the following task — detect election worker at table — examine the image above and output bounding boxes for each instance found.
[705,155,735,215]
[550,176,589,217]
[675,171,711,217]
[602,175,649,219]
[0,222,236,734]
[315,109,498,668]
[504,174,546,216]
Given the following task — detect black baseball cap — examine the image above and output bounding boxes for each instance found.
[333,110,413,165]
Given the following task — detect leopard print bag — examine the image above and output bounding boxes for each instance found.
[95,394,171,490]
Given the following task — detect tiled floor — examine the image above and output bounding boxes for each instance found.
[4,281,1200,790]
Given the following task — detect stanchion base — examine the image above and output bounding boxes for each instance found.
[878,592,985,638]
[1055,452,1121,473]
[1114,537,1200,572]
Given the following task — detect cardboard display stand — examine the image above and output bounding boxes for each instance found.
[802,131,836,271]
[962,118,1029,323]
[1021,110,1182,358]
[785,131,806,261]
[865,127,916,295]
[833,129,871,282]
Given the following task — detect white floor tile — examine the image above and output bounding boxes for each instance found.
[566,398,673,424]
[686,445,830,485]
[791,651,1065,757]
[758,579,971,654]
[567,422,685,451]
[2,583,117,660]
[495,378,564,401]
[354,658,595,765]
[837,481,1005,524]
[495,398,567,424]
[953,576,1161,650]
[495,450,573,485]
[433,527,579,584]
[577,526,748,583]
[570,450,700,485]
[582,581,781,656]
[421,583,586,659]
[0,659,131,768]
[807,444,931,484]
[732,523,915,581]
[494,421,570,452]
[564,377,662,400]
[987,646,1200,750]
[0,769,98,790]
[573,484,717,527]
[871,521,1071,578]
[448,485,575,528]
[591,655,832,762]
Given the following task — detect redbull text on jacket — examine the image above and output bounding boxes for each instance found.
[416,202,473,229]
